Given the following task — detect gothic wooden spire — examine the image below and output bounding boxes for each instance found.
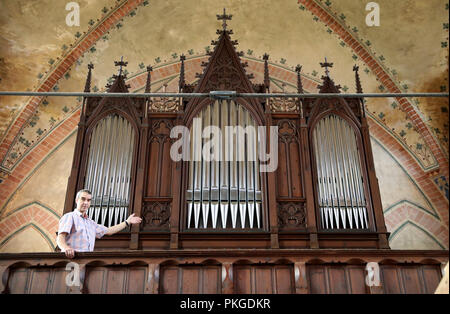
[145,65,152,93]
[295,64,304,94]
[84,63,94,92]
[353,65,363,93]
[318,58,341,93]
[191,9,254,93]
[263,53,270,92]
[179,54,186,92]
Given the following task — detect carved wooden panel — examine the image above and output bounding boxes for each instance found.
[307,264,367,294]
[146,119,174,197]
[6,267,69,294]
[274,119,303,199]
[380,264,441,294]
[159,265,222,294]
[277,202,306,230]
[141,201,171,231]
[84,266,147,294]
[234,264,294,294]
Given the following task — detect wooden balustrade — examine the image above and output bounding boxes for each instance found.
[0,249,447,294]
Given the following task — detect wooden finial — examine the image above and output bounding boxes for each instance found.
[179,54,186,92]
[217,8,232,31]
[295,64,304,94]
[320,57,333,77]
[114,56,128,76]
[145,65,152,93]
[353,65,363,93]
[263,53,270,91]
[84,63,94,92]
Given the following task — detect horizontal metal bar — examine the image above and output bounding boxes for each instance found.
[0,91,448,98]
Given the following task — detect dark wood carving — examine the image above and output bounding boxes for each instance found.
[277,202,306,230]
[141,202,171,231]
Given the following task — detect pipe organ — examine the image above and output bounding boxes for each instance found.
[186,100,262,229]
[63,10,389,250]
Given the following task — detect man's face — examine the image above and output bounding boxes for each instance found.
[76,192,92,213]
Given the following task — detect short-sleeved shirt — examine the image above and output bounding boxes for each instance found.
[58,209,108,252]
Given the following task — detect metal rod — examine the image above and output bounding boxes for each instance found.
[112,117,126,225]
[106,115,120,227]
[344,123,363,229]
[1,91,448,98]
[92,118,107,223]
[333,115,350,229]
[323,117,339,228]
[347,124,368,228]
[312,127,326,229]
[335,116,354,229]
[315,119,332,229]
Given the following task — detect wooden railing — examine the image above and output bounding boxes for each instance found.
[0,249,447,294]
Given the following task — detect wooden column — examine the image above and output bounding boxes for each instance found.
[361,118,390,249]
[266,112,279,249]
[299,117,319,248]
[169,116,183,249]
[130,111,148,249]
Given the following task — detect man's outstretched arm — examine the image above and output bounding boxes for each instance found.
[105,213,142,235]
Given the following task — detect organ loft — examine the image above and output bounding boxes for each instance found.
[0,9,447,294]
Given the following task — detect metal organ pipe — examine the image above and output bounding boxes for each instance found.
[84,114,135,227]
[186,100,262,230]
[313,114,368,230]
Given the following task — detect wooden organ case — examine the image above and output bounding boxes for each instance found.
[63,13,390,252]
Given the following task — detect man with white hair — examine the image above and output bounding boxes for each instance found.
[56,189,142,258]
